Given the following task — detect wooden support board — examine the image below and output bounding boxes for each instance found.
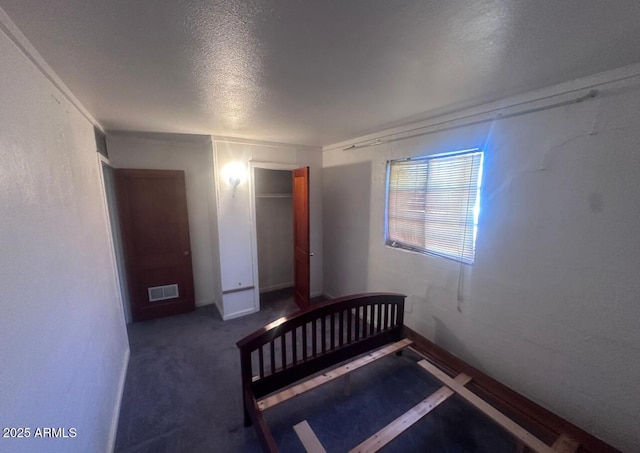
[350,373,472,453]
[417,360,554,453]
[293,420,327,453]
[552,434,579,453]
[258,338,412,411]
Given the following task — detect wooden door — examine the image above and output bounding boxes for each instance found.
[292,167,310,309]
[115,169,195,321]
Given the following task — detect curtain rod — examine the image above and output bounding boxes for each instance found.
[342,89,599,151]
[339,70,640,151]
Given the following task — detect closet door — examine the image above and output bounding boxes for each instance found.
[292,167,310,309]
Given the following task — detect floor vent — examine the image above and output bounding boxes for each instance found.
[148,284,180,302]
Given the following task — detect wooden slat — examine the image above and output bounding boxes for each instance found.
[552,434,580,453]
[237,293,405,351]
[362,305,368,337]
[321,316,326,353]
[258,346,264,378]
[281,334,287,370]
[302,323,308,360]
[350,373,472,453]
[312,319,317,357]
[330,313,336,349]
[257,338,412,411]
[269,340,275,374]
[293,420,327,453]
[292,327,298,365]
[417,360,554,453]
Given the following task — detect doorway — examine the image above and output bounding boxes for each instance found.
[250,163,310,312]
[254,168,294,296]
[115,169,196,321]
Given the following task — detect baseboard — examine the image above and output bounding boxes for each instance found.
[223,307,258,321]
[259,282,294,293]
[211,299,223,319]
[195,298,215,307]
[107,346,130,453]
[310,291,324,299]
[321,291,336,300]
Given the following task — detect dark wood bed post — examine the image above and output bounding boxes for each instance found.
[240,353,253,427]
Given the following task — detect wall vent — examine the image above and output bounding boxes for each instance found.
[148,284,180,302]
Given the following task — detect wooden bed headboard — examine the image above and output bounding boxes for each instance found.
[236,292,406,449]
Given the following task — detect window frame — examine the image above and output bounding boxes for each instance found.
[384,148,484,264]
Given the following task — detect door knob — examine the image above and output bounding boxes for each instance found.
[310,252,314,256]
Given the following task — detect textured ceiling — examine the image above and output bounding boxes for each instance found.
[2,0,640,146]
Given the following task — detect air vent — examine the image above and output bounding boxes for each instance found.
[148,284,180,302]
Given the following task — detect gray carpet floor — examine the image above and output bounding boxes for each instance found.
[115,288,514,452]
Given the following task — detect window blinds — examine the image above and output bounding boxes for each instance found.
[386,150,483,264]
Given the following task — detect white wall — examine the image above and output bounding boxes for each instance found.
[214,139,323,320]
[0,16,129,453]
[107,133,222,312]
[257,196,294,292]
[323,66,640,451]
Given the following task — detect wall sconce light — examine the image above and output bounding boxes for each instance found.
[229,175,240,198]
[223,162,246,198]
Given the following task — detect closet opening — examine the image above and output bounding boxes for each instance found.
[254,168,294,307]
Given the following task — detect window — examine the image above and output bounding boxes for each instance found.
[385,149,484,264]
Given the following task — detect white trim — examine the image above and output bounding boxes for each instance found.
[108,131,212,146]
[211,299,224,319]
[212,135,318,150]
[223,307,259,321]
[97,153,111,167]
[96,155,128,326]
[107,347,129,453]
[206,142,224,317]
[259,282,294,293]
[210,140,223,301]
[322,292,336,300]
[248,163,260,314]
[250,161,300,171]
[323,62,640,152]
[0,6,102,131]
[311,291,324,299]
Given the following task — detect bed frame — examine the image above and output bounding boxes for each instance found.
[237,293,618,453]
[237,293,406,451]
